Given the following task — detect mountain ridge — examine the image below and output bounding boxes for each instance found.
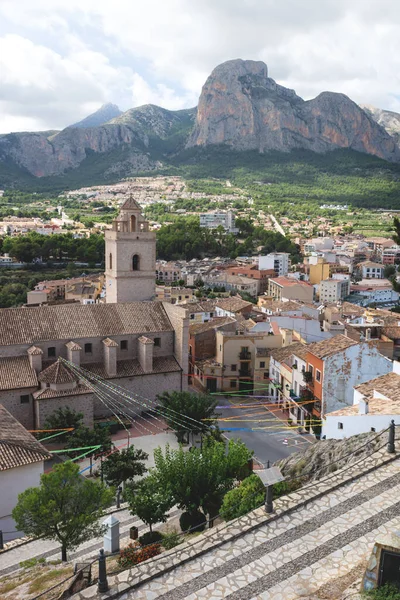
[0,59,399,187]
[68,103,122,129]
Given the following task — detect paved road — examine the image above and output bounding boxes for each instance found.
[123,452,400,599]
[216,396,314,466]
[269,213,285,236]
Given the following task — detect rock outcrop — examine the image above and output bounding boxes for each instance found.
[361,104,400,147]
[188,59,400,162]
[0,105,195,177]
[68,103,122,129]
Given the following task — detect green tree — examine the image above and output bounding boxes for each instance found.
[156,391,218,444]
[384,264,397,279]
[153,439,252,528]
[102,445,148,488]
[393,217,400,246]
[43,407,84,440]
[125,474,173,533]
[220,474,265,521]
[12,462,114,561]
[66,425,112,456]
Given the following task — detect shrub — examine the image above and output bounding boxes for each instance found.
[138,531,163,546]
[179,510,206,533]
[162,529,183,550]
[364,583,400,599]
[118,542,161,569]
[220,474,265,521]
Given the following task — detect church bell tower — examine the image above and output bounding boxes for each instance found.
[105,196,156,303]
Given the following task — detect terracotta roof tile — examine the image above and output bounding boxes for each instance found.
[35,384,91,400]
[215,297,253,312]
[0,404,51,471]
[65,341,82,351]
[270,343,307,364]
[38,360,76,384]
[189,317,235,335]
[27,346,43,356]
[102,337,119,347]
[0,302,173,346]
[306,334,358,359]
[0,356,38,391]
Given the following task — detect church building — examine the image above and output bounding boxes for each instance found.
[105,196,156,303]
[0,197,188,430]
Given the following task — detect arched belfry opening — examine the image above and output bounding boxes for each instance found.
[109,253,112,270]
[132,254,140,271]
[130,215,136,232]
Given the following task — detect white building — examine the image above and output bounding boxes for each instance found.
[199,211,238,233]
[358,261,385,279]
[258,253,289,276]
[350,280,399,306]
[322,362,400,439]
[0,404,51,541]
[319,278,350,303]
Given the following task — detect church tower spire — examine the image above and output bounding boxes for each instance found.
[105,196,156,303]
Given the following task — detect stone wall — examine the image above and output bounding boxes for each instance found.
[0,387,38,429]
[35,393,94,428]
[162,303,189,391]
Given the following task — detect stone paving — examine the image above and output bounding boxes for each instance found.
[70,443,400,600]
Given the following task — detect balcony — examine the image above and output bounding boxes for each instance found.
[239,367,252,377]
[239,350,251,360]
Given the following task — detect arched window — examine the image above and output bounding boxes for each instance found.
[109,253,112,270]
[132,254,140,271]
[130,215,136,232]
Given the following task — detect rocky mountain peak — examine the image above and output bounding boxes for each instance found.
[68,103,122,129]
[188,59,399,162]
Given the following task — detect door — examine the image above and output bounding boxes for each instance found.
[206,378,217,393]
[379,550,400,589]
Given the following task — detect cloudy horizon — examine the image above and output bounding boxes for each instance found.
[0,0,399,134]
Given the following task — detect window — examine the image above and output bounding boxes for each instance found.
[154,337,161,347]
[308,365,314,377]
[210,312,214,318]
[109,253,112,270]
[231,364,237,371]
[338,422,343,430]
[85,343,92,354]
[48,346,56,358]
[20,394,30,404]
[190,314,195,320]
[230,379,237,388]
[316,369,321,382]
[371,427,376,432]
[260,361,265,368]
[132,254,140,271]
[264,371,270,379]
[121,340,128,351]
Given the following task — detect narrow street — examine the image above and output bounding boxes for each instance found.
[269,213,286,236]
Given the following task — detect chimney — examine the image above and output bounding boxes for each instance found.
[103,338,118,377]
[358,398,369,415]
[65,341,82,366]
[138,336,154,373]
[27,346,43,373]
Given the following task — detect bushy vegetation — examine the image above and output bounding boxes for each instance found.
[2,231,104,263]
[156,216,299,261]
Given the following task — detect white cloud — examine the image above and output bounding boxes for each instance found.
[0,0,399,132]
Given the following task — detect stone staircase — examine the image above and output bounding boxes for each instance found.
[73,442,400,600]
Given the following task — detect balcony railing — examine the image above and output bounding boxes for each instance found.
[239,350,251,360]
[239,368,252,377]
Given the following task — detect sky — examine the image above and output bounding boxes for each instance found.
[0,0,399,134]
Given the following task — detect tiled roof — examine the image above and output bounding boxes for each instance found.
[357,261,384,268]
[270,343,307,364]
[215,297,253,312]
[120,195,142,211]
[185,300,219,314]
[0,404,51,471]
[65,341,82,351]
[259,300,301,312]
[84,356,181,379]
[27,345,43,356]
[382,327,400,340]
[35,384,91,400]
[189,317,235,335]
[270,277,312,288]
[0,302,173,346]
[0,356,38,391]
[306,334,358,359]
[355,372,400,402]
[103,337,119,347]
[291,344,309,361]
[38,360,76,384]
[138,336,154,345]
